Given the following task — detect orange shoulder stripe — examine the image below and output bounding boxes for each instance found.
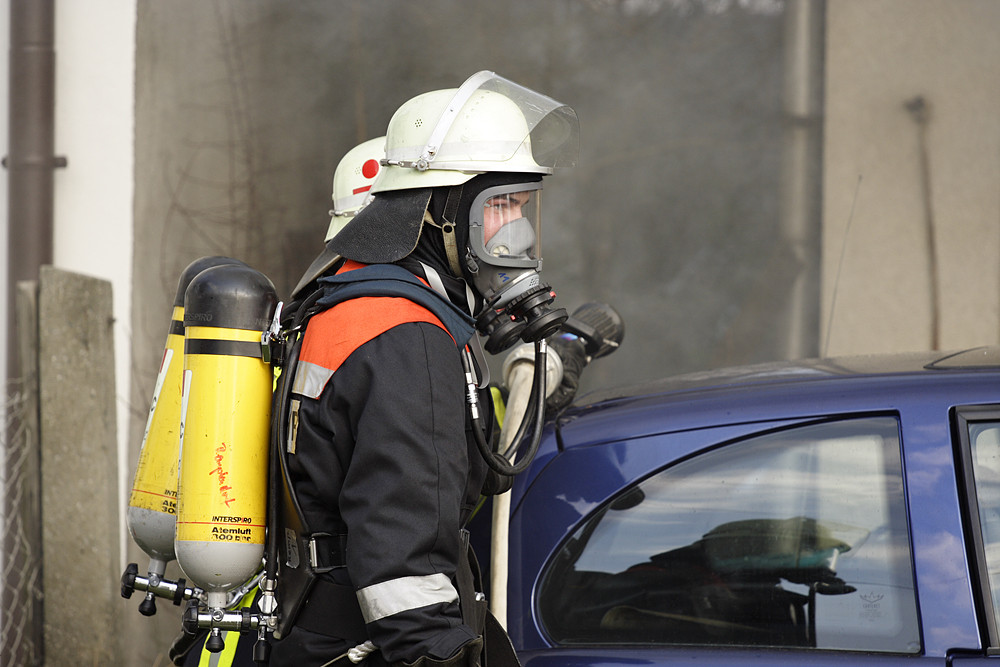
[299,296,455,374]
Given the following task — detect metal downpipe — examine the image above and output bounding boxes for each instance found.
[3,2,61,665]
[6,0,63,381]
[777,0,825,360]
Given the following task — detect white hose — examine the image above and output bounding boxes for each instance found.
[489,347,562,629]
[489,361,534,628]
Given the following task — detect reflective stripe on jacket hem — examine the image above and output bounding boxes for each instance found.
[356,573,458,624]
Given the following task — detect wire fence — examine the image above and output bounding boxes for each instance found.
[1,377,44,666]
[0,382,42,666]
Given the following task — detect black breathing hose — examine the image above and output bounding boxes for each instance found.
[265,338,299,581]
[467,339,548,477]
[264,289,323,582]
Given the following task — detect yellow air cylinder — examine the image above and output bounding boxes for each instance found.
[127,256,246,578]
[174,263,277,604]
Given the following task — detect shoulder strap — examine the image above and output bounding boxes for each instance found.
[315,263,477,347]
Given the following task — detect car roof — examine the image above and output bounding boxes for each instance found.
[552,346,1000,451]
[577,346,1000,405]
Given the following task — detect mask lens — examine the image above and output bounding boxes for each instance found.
[482,190,541,261]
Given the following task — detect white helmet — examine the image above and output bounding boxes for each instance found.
[372,71,579,193]
[326,136,385,242]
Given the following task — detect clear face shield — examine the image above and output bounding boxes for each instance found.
[479,74,580,171]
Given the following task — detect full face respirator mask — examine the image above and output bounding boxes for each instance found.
[465,181,567,353]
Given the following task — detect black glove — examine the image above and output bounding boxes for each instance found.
[545,334,588,414]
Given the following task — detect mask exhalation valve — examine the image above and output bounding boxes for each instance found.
[513,285,567,341]
[476,282,567,354]
[476,309,526,354]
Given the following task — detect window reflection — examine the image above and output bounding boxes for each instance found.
[539,418,920,653]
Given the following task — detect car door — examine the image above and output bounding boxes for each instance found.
[524,415,932,665]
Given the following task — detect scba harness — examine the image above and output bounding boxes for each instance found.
[268,262,510,666]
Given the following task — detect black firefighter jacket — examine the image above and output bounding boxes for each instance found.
[270,260,489,666]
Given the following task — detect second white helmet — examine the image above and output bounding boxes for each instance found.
[326,136,385,242]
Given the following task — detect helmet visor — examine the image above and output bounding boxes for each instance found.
[469,182,542,269]
[475,72,579,171]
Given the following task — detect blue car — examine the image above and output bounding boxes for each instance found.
[484,346,1000,665]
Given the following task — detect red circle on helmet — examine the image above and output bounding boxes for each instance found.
[362,159,380,180]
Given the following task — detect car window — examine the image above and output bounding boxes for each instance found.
[964,420,1000,636]
[538,417,920,654]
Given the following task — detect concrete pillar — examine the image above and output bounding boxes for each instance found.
[37,266,121,665]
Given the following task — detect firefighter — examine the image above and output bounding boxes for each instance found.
[269,71,579,667]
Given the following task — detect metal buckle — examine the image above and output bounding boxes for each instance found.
[308,533,346,574]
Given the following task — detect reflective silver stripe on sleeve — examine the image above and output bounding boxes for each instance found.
[291,360,334,398]
[356,573,458,624]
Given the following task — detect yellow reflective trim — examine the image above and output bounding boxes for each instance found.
[490,386,506,427]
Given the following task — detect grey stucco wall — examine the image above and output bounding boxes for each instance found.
[131,0,793,401]
[822,0,1000,356]
[127,1,798,661]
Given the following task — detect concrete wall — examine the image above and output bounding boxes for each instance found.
[822,0,1000,355]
